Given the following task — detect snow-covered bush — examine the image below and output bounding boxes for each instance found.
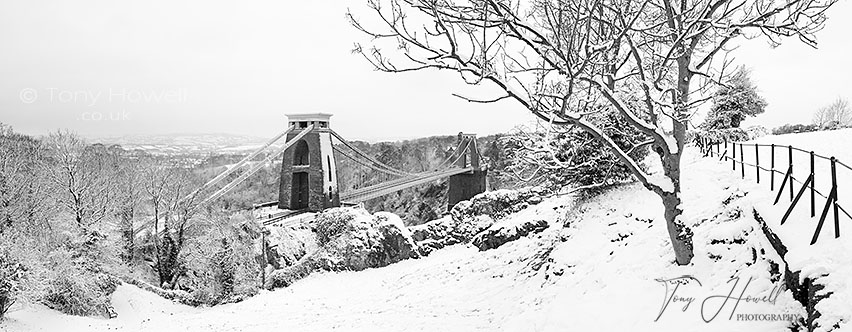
[41,248,118,317]
[700,68,767,130]
[692,127,749,145]
[503,110,649,189]
[0,249,25,320]
[118,277,202,306]
[772,123,819,135]
[315,208,360,245]
[181,213,261,305]
[745,125,769,140]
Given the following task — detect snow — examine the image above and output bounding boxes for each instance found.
[3,130,852,332]
[648,172,675,193]
[374,211,411,237]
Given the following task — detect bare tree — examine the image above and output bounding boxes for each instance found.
[0,128,52,235]
[112,148,146,263]
[141,160,203,289]
[42,132,118,229]
[349,0,836,264]
[813,97,851,129]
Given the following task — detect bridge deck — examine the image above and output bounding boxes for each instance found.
[340,167,473,203]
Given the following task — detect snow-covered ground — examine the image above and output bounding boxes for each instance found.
[3,130,851,332]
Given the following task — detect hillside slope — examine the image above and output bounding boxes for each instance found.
[4,133,851,331]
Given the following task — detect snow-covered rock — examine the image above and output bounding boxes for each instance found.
[472,219,549,251]
[268,208,419,289]
[266,223,318,268]
[409,187,547,254]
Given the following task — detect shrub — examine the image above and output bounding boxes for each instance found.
[504,109,649,190]
[179,213,261,305]
[119,277,203,306]
[772,123,819,135]
[41,249,118,317]
[692,128,750,145]
[701,68,767,129]
[744,125,769,140]
[0,250,25,320]
[315,208,362,245]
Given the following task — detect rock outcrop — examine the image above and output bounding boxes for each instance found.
[472,219,549,251]
[268,208,419,289]
[409,188,546,254]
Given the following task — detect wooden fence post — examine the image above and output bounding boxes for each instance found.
[740,143,745,178]
[811,157,839,244]
[755,144,760,183]
[771,144,776,191]
[832,158,839,238]
[732,141,736,170]
[788,146,794,201]
[810,151,815,217]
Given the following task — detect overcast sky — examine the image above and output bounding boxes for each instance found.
[1,0,850,142]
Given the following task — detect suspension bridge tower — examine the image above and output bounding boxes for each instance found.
[277,113,341,211]
[447,133,487,210]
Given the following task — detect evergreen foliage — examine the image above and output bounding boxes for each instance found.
[702,69,767,130]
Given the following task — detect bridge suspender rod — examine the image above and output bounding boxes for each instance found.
[472,138,485,168]
[446,139,472,167]
[435,137,470,169]
[329,130,411,176]
[199,125,315,207]
[185,125,295,202]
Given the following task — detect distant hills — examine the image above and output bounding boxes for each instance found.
[90,133,278,155]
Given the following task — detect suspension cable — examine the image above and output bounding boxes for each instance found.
[199,125,315,207]
[133,125,314,236]
[184,125,294,203]
[332,145,406,177]
[329,130,411,176]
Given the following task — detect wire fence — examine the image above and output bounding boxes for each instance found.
[697,136,852,245]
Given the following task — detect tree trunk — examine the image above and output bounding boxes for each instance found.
[662,53,695,266]
[120,209,134,263]
[0,293,12,320]
[661,192,693,265]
